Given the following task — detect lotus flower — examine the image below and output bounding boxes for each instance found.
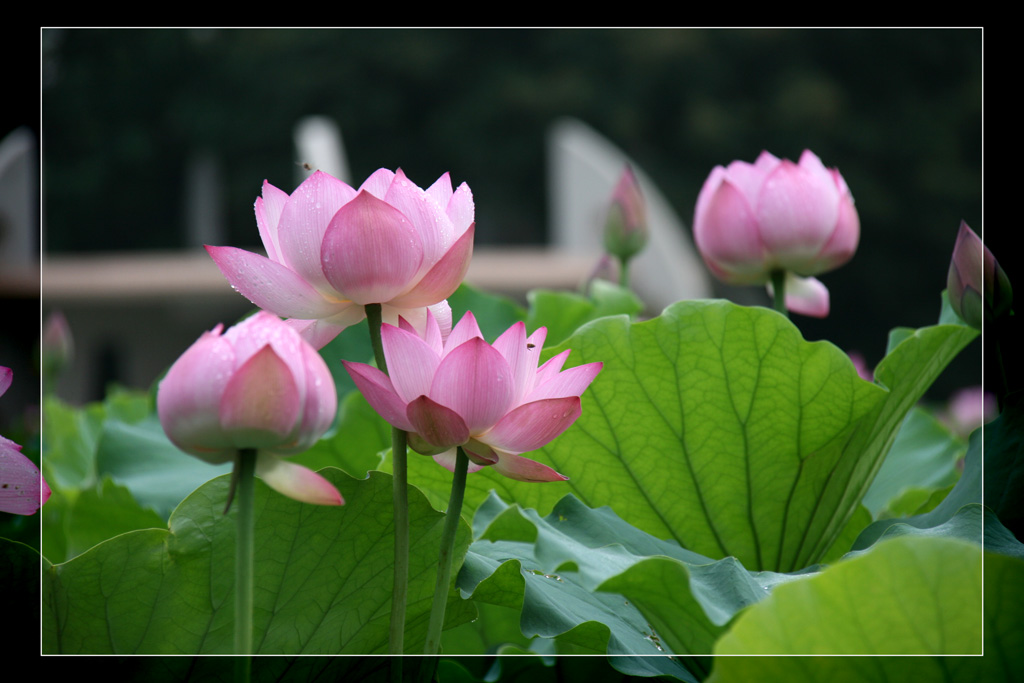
[694,149,859,317]
[207,168,475,349]
[157,312,342,505]
[343,311,603,482]
[0,366,50,515]
[603,164,648,262]
[41,311,74,382]
[947,220,1012,329]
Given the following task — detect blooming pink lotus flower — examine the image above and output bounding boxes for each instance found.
[0,366,50,515]
[157,312,342,506]
[207,168,475,349]
[694,150,860,317]
[343,311,603,482]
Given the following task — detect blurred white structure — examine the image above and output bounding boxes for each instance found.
[0,127,37,266]
[294,116,351,185]
[547,117,711,312]
[184,151,226,248]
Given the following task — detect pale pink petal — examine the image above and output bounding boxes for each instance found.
[797,149,833,184]
[398,316,418,335]
[693,165,726,232]
[428,302,453,342]
[158,326,236,457]
[254,180,290,264]
[384,168,454,266]
[422,307,445,352]
[284,306,367,350]
[206,245,350,320]
[694,176,766,284]
[527,362,603,402]
[320,190,424,305]
[342,361,415,432]
[381,323,441,403]
[483,397,582,453]
[358,168,396,200]
[491,321,531,404]
[406,395,470,449]
[767,274,830,318]
[445,182,475,237]
[290,343,338,453]
[222,312,305,393]
[535,349,571,386]
[425,172,454,210]
[255,455,343,506]
[725,153,775,202]
[219,345,301,449]
[0,440,45,515]
[443,311,485,358]
[514,328,548,401]
[432,448,488,475]
[431,337,513,434]
[525,327,548,353]
[276,171,357,292]
[757,158,839,265]
[491,452,568,483]
[811,180,860,274]
[389,225,475,308]
[380,303,447,350]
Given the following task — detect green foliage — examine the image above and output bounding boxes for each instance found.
[524,280,644,346]
[449,282,527,341]
[860,406,964,518]
[39,278,1002,670]
[408,299,976,573]
[712,535,981,655]
[457,493,1001,661]
[43,469,473,654]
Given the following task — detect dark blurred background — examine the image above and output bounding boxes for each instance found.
[38,28,983,400]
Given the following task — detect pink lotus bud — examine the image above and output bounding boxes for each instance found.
[603,165,648,261]
[206,169,474,349]
[942,386,997,438]
[1,367,50,515]
[41,311,74,380]
[694,150,860,317]
[343,311,603,483]
[946,221,1012,329]
[157,312,342,506]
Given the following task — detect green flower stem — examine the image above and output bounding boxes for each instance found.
[770,269,788,318]
[365,304,410,666]
[389,425,410,655]
[618,256,631,289]
[423,446,469,656]
[234,448,257,660]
